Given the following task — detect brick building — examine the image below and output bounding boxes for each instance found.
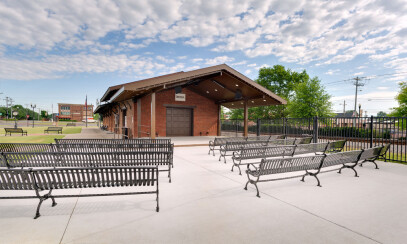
[95,64,286,138]
[58,103,94,121]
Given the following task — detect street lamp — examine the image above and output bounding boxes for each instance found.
[30,104,36,128]
[13,111,18,128]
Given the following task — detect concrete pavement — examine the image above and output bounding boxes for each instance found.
[1,130,406,243]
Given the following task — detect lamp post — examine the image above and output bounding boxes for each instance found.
[13,111,18,128]
[30,104,36,128]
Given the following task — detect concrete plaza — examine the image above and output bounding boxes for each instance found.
[1,129,406,243]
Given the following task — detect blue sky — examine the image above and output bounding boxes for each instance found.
[1,0,406,116]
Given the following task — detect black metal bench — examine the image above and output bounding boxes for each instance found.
[208,135,286,156]
[44,127,63,134]
[55,138,172,144]
[231,145,296,175]
[219,140,269,163]
[4,128,27,136]
[208,137,247,156]
[54,143,175,168]
[324,140,347,153]
[0,166,159,219]
[359,144,390,169]
[3,151,173,182]
[292,142,329,156]
[244,147,384,197]
[295,137,313,145]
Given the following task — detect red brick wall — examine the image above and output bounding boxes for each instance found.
[104,88,219,138]
[154,88,218,137]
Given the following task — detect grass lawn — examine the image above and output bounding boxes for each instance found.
[0,135,65,143]
[0,126,82,135]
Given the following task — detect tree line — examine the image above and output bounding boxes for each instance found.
[0,105,48,120]
[227,65,333,119]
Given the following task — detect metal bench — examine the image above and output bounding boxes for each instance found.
[324,140,347,153]
[219,140,269,163]
[208,137,247,156]
[244,150,366,197]
[0,143,55,167]
[293,142,329,156]
[44,127,63,134]
[244,155,326,197]
[246,135,271,141]
[231,145,296,175]
[208,135,286,156]
[54,143,175,168]
[3,151,173,182]
[55,138,172,144]
[0,166,159,219]
[267,138,297,146]
[295,137,313,145]
[359,144,390,169]
[4,128,27,136]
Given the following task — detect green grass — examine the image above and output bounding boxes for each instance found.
[0,126,82,135]
[0,135,65,143]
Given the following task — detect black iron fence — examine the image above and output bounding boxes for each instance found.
[221,116,407,164]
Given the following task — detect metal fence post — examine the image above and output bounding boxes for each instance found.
[236,120,238,137]
[370,115,374,148]
[313,116,318,143]
[257,118,261,136]
[283,118,287,135]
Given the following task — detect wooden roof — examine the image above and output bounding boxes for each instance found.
[97,64,286,111]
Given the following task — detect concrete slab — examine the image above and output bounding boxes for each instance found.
[1,141,407,243]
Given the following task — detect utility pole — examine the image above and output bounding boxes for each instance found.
[352,77,366,127]
[339,100,347,113]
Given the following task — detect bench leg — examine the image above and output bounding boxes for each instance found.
[34,188,56,219]
[338,165,359,177]
[244,174,261,197]
[301,171,322,187]
[359,159,379,169]
[168,166,171,183]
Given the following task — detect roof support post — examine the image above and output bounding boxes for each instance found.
[244,99,248,137]
[151,92,156,139]
[137,98,141,138]
[217,104,221,136]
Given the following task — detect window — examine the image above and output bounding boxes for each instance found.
[61,106,70,110]
[61,111,70,115]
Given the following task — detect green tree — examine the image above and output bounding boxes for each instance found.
[389,82,407,117]
[287,77,333,118]
[254,65,310,118]
[377,111,387,117]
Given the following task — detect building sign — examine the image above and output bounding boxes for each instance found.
[175,93,186,102]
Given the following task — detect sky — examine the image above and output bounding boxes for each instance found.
[0,0,406,116]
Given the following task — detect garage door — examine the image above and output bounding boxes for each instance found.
[166,107,192,136]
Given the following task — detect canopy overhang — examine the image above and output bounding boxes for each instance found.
[99,64,286,109]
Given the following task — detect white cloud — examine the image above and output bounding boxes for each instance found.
[204,56,234,65]
[377,87,389,90]
[1,0,407,80]
[0,54,171,80]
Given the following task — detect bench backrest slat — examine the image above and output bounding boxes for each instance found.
[323,150,362,168]
[3,152,171,168]
[55,139,172,144]
[293,142,329,156]
[259,155,325,175]
[359,146,384,162]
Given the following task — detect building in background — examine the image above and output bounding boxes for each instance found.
[58,103,93,121]
[95,64,286,138]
